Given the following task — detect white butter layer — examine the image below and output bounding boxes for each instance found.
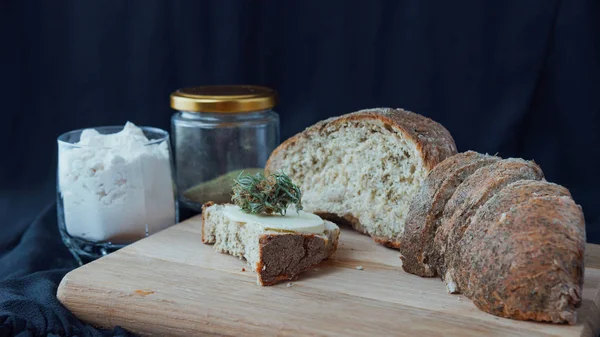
[222,205,325,234]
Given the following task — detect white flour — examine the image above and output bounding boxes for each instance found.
[58,122,176,243]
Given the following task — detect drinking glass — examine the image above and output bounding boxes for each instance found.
[57,126,178,264]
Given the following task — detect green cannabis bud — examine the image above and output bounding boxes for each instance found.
[231,171,303,216]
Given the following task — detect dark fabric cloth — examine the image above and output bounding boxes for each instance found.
[0,270,130,337]
[0,0,599,336]
[0,196,132,336]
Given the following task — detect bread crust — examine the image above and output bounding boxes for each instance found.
[455,180,572,293]
[433,158,544,285]
[266,107,457,174]
[258,231,339,286]
[462,196,585,324]
[265,108,457,246]
[201,201,215,244]
[399,151,499,277]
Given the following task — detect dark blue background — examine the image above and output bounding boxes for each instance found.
[0,0,598,335]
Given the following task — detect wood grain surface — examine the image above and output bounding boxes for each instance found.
[57,215,600,337]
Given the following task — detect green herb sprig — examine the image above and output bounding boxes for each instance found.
[231,171,303,216]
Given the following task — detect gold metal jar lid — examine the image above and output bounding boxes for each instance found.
[170,85,277,113]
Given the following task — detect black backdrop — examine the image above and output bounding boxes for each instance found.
[0,0,599,335]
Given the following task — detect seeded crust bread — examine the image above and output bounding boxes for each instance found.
[263,107,586,324]
[399,151,500,277]
[433,158,545,291]
[201,202,340,286]
[460,196,585,324]
[265,108,457,247]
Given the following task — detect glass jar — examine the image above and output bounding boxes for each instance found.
[57,124,178,264]
[170,85,280,211]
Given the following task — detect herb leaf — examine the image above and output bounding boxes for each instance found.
[231,171,303,215]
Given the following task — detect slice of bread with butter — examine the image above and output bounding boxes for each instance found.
[201,202,340,286]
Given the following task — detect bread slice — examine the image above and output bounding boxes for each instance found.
[265,108,457,247]
[399,151,500,277]
[201,202,341,286]
[460,196,585,324]
[456,180,572,294]
[434,158,544,292]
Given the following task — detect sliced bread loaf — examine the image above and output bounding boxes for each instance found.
[202,202,340,286]
[399,151,500,277]
[434,158,544,292]
[265,108,457,247]
[460,196,585,324]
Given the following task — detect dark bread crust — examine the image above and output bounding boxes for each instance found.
[266,107,457,174]
[462,196,585,324]
[399,151,500,277]
[465,180,571,225]
[433,158,544,284]
[455,180,572,292]
[265,108,457,246]
[257,232,339,286]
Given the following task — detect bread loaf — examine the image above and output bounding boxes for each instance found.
[399,151,500,277]
[265,108,457,247]
[202,202,340,286]
[264,107,586,323]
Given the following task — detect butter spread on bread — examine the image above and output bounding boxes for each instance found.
[221,205,326,233]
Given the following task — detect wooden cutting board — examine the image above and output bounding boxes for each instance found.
[57,215,600,337]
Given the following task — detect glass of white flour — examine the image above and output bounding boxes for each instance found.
[57,122,177,264]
